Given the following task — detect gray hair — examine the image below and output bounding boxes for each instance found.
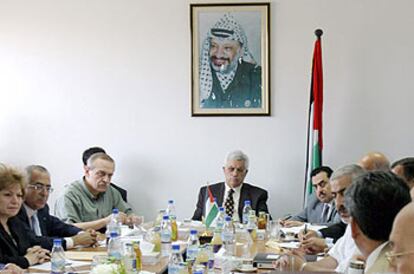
[87,152,115,168]
[224,150,249,169]
[25,165,50,181]
[331,164,365,182]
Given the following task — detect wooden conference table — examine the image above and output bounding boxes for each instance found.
[28,229,336,273]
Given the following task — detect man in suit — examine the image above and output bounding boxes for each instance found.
[16,165,97,250]
[389,202,414,274]
[345,171,411,274]
[281,166,339,227]
[192,150,270,222]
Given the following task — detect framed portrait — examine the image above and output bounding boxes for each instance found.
[190,3,270,116]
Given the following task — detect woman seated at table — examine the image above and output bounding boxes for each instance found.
[0,164,50,269]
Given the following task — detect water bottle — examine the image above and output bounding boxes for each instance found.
[166,200,176,219]
[221,216,235,256]
[161,215,172,257]
[123,243,137,274]
[246,210,257,240]
[186,229,200,262]
[108,232,122,261]
[216,207,225,230]
[51,238,65,274]
[168,244,183,274]
[242,200,252,225]
[106,208,122,241]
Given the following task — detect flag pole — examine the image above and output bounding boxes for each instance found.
[303,29,323,207]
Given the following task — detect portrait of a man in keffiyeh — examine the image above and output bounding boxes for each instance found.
[199,13,262,109]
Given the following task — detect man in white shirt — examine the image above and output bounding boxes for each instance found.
[277,164,365,272]
[345,171,411,273]
[192,150,270,222]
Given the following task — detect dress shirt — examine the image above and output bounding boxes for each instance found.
[328,224,361,273]
[223,183,242,222]
[364,241,388,273]
[23,203,74,249]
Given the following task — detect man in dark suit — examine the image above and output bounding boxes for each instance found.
[16,165,96,250]
[281,166,340,227]
[192,150,270,222]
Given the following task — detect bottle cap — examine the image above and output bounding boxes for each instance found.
[225,216,232,221]
[53,238,62,245]
[244,200,251,205]
[163,215,169,220]
[110,232,119,238]
[168,200,174,204]
[219,207,224,212]
[172,244,180,250]
[190,229,198,235]
[112,208,119,214]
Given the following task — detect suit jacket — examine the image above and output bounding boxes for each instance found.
[16,203,81,250]
[192,182,270,221]
[319,221,347,243]
[0,217,42,269]
[365,242,392,274]
[290,195,340,225]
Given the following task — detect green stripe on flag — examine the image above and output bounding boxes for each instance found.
[205,203,219,227]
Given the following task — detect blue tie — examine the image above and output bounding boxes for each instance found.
[31,213,42,236]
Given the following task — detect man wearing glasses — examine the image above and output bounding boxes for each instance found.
[16,165,97,250]
[388,202,414,274]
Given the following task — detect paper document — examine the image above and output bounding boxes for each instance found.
[29,259,90,271]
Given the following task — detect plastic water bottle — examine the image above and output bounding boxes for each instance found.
[161,215,172,257]
[123,243,137,274]
[186,229,200,262]
[242,200,252,225]
[166,200,176,219]
[216,207,225,230]
[221,216,235,256]
[51,238,65,274]
[168,244,183,274]
[106,208,122,241]
[108,232,122,261]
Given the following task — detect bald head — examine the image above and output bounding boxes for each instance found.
[358,152,390,171]
[389,202,414,274]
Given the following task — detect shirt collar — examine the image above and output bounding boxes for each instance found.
[23,203,37,218]
[81,177,101,200]
[224,182,243,195]
[365,241,389,271]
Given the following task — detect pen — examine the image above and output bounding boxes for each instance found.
[304,224,308,235]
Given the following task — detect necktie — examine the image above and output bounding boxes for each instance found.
[225,189,235,217]
[31,213,42,236]
[321,204,330,223]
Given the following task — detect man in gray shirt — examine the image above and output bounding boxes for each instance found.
[56,153,136,231]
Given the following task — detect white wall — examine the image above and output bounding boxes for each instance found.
[1,0,414,221]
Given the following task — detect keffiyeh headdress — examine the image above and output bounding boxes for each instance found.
[199,13,256,101]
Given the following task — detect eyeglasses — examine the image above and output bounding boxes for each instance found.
[28,183,54,193]
[385,250,414,265]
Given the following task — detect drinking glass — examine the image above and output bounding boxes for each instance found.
[269,220,280,241]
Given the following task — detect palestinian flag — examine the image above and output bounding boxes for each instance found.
[304,29,324,205]
[205,185,219,227]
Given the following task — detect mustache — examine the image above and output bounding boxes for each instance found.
[211,56,230,62]
[338,205,348,214]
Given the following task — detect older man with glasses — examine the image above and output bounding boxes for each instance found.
[388,202,414,274]
[15,165,97,250]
